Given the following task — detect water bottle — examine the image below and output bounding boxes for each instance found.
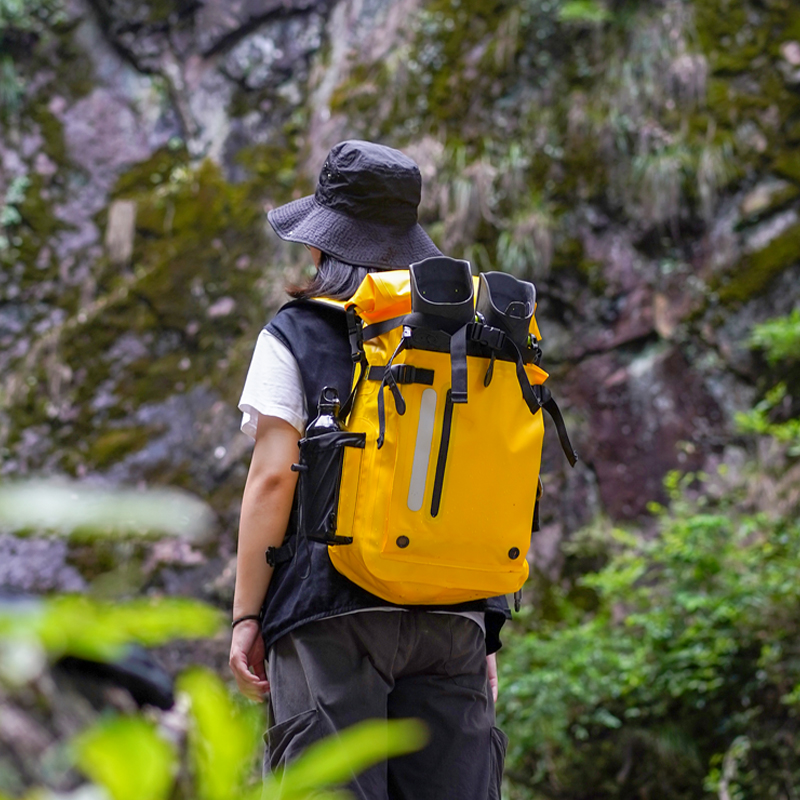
[305,386,342,437]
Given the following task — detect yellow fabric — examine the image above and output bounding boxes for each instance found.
[347,271,411,322]
[324,269,549,605]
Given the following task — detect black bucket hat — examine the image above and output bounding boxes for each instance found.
[267,140,442,269]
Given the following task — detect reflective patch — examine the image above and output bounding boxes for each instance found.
[407,388,437,512]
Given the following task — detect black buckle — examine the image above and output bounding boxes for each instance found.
[470,323,506,350]
[266,546,280,567]
[346,307,364,363]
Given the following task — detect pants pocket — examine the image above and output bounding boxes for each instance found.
[264,708,324,775]
[488,726,509,800]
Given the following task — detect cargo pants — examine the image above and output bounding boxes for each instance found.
[264,610,507,800]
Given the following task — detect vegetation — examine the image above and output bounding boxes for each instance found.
[499,310,800,799]
[0,482,426,800]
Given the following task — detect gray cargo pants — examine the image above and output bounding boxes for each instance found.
[264,610,507,800]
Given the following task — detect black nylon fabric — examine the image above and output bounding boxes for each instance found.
[314,141,420,226]
[261,300,510,653]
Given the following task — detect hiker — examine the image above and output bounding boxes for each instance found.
[229,140,509,799]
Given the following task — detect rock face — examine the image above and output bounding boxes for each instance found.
[1,0,799,613]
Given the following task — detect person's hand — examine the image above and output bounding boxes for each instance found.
[487,653,498,703]
[229,620,269,701]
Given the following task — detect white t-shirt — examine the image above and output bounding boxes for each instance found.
[240,330,308,438]
[238,329,485,633]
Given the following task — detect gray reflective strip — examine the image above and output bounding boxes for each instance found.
[407,388,437,512]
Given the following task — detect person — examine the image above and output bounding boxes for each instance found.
[229,140,509,800]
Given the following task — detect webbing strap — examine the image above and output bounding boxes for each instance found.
[534,385,579,466]
[340,306,367,424]
[449,324,470,403]
[367,365,434,385]
[362,315,405,341]
[377,338,408,448]
[339,357,366,423]
[451,322,539,410]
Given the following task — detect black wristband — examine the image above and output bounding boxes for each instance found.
[231,614,261,629]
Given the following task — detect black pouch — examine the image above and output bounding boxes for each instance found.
[294,430,365,545]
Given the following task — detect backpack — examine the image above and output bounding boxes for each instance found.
[267,256,577,606]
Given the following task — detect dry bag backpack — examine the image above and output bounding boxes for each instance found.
[267,256,577,606]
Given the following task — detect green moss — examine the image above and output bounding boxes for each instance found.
[329,62,392,122]
[53,24,94,99]
[33,155,276,479]
[402,0,520,129]
[27,103,68,167]
[786,118,800,144]
[234,141,309,203]
[112,146,189,198]
[89,426,156,468]
[773,152,800,184]
[717,221,800,303]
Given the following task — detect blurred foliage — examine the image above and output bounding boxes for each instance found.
[737,310,800,453]
[0,0,65,38]
[0,595,224,663]
[499,312,800,799]
[0,480,426,800]
[75,715,177,800]
[500,485,800,798]
[178,668,264,800]
[0,0,65,116]
[70,666,426,800]
[747,309,800,367]
[0,480,214,540]
[558,1,612,25]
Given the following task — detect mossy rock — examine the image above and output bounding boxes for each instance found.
[32,155,278,481]
[89,426,160,468]
[773,152,800,184]
[717,221,800,303]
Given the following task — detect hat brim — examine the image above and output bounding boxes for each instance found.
[267,195,441,269]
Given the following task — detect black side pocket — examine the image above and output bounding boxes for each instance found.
[488,726,509,800]
[296,431,365,544]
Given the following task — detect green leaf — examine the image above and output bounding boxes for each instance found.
[0,595,224,661]
[0,480,213,539]
[265,718,429,800]
[73,715,177,800]
[558,1,612,25]
[178,668,264,800]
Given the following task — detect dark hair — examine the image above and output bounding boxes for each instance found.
[287,252,376,300]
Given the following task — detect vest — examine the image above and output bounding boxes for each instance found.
[259,300,510,653]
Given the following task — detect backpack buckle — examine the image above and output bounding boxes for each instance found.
[346,306,364,363]
[471,323,506,351]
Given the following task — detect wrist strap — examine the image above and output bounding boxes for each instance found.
[231,614,261,629]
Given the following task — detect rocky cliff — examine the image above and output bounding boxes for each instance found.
[1,0,798,602]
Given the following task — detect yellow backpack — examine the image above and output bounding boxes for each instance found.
[275,257,577,606]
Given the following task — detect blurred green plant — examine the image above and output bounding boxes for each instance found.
[0,479,426,800]
[736,310,800,453]
[558,1,612,25]
[499,311,800,799]
[747,308,800,365]
[0,53,22,114]
[0,595,224,664]
[75,716,177,800]
[0,479,214,540]
[0,174,29,254]
[0,0,65,40]
[71,667,427,800]
[500,487,800,798]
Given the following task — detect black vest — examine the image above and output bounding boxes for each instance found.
[260,300,509,653]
